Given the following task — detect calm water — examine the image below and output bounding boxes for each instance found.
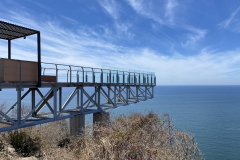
[1,85,240,159]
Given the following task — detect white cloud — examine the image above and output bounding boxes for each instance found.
[97,0,120,20]
[219,6,240,33]
[181,25,208,47]
[219,6,240,29]
[126,0,165,25]
[97,0,134,40]
[60,15,78,24]
[165,0,178,25]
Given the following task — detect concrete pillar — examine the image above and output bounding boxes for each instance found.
[93,112,110,136]
[70,114,85,136]
[93,112,110,126]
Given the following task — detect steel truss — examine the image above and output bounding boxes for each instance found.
[0,85,154,132]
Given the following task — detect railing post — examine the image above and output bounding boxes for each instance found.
[92,69,95,83]
[128,73,130,84]
[82,68,84,83]
[43,68,45,75]
[134,73,135,85]
[55,64,58,83]
[109,71,111,84]
[123,72,125,84]
[67,70,69,83]
[101,69,103,83]
[77,71,79,83]
[69,66,72,83]
[116,71,119,84]
[147,74,149,84]
[139,74,140,85]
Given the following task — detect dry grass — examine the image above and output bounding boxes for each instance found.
[70,112,202,160]
[0,102,202,160]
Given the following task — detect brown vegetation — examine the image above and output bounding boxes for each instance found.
[0,102,202,159]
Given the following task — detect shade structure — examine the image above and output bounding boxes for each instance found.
[0,20,39,40]
[0,20,41,86]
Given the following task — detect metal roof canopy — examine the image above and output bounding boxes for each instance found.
[0,20,41,86]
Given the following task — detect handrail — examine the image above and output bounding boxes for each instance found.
[41,61,156,85]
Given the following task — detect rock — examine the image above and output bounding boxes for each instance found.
[6,147,15,154]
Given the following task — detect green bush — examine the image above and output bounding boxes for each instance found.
[57,137,70,148]
[8,131,41,157]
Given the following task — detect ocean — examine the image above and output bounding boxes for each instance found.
[1,85,240,159]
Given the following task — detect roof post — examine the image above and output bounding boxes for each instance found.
[37,31,41,87]
[8,40,11,59]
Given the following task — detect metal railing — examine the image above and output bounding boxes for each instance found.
[41,62,156,85]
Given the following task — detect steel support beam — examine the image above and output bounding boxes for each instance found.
[136,86,139,102]
[80,86,83,113]
[108,86,110,104]
[114,86,116,107]
[8,40,11,59]
[37,32,41,87]
[145,86,147,100]
[53,87,57,119]
[59,87,62,111]
[152,86,154,98]
[98,86,101,110]
[77,87,79,108]
[31,88,35,116]
[126,86,129,104]
[17,88,21,125]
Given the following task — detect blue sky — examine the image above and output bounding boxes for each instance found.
[0,0,240,85]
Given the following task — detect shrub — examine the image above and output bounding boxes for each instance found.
[57,137,70,148]
[71,112,202,160]
[8,131,41,157]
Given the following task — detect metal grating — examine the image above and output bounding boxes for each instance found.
[0,20,39,40]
